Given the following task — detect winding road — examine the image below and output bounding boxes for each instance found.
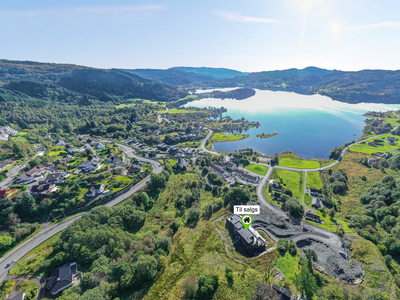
[0,144,162,283]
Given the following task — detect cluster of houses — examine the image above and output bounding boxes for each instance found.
[308,187,333,209]
[209,160,259,184]
[271,180,284,199]
[226,214,267,254]
[0,126,19,141]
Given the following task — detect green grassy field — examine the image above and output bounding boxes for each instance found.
[279,157,320,169]
[159,108,200,114]
[349,134,400,154]
[245,164,269,175]
[211,133,249,142]
[273,169,304,199]
[306,172,323,189]
[274,252,299,285]
[10,233,61,276]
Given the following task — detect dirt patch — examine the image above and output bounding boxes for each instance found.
[297,238,363,283]
[252,207,304,238]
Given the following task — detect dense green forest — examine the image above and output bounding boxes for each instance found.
[0,60,185,104]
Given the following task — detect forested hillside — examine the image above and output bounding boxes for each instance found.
[214,67,400,104]
[0,60,185,104]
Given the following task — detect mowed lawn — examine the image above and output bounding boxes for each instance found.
[159,108,199,114]
[349,134,400,154]
[245,164,269,175]
[211,133,249,142]
[306,172,323,189]
[274,169,304,199]
[279,157,320,169]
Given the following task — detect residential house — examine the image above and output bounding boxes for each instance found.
[5,290,25,300]
[177,157,188,169]
[311,198,321,208]
[18,166,44,182]
[44,133,51,139]
[226,214,267,254]
[86,184,105,197]
[54,158,69,167]
[0,188,18,198]
[106,153,122,165]
[65,145,78,153]
[0,162,6,170]
[128,165,142,174]
[273,192,281,200]
[271,181,283,193]
[42,172,66,184]
[241,173,259,184]
[304,211,321,222]
[45,262,81,295]
[226,162,237,171]
[321,196,333,206]
[168,145,180,156]
[0,126,18,136]
[232,169,246,177]
[55,139,67,146]
[309,187,323,197]
[64,154,73,160]
[30,184,58,195]
[157,143,168,151]
[95,143,105,149]
[0,130,8,140]
[368,158,380,165]
[273,284,292,300]
[113,168,124,175]
[210,164,227,177]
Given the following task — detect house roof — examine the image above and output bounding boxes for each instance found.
[31,184,54,193]
[305,211,320,220]
[5,290,25,300]
[0,189,9,197]
[44,173,63,182]
[46,262,77,294]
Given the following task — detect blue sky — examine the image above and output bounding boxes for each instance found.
[1,0,400,71]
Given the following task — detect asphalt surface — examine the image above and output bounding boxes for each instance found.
[0,146,162,282]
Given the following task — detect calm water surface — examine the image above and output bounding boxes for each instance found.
[185,90,400,159]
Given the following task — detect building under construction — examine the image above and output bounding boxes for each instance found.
[226,214,268,254]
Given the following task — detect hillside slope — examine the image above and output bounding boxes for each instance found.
[215,67,400,104]
[0,60,185,103]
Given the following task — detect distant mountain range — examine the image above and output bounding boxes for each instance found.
[125,65,400,104]
[1,60,400,105]
[122,67,249,85]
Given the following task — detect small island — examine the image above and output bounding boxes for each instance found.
[257,132,278,138]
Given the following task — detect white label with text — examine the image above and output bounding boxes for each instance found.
[234,205,260,214]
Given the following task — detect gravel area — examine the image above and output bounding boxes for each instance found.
[252,206,304,238]
[297,238,363,283]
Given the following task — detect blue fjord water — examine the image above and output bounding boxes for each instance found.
[185,89,400,159]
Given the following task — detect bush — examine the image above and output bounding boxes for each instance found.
[277,238,288,253]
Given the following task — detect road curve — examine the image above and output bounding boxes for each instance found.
[0,147,162,282]
[200,129,220,156]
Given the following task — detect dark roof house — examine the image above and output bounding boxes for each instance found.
[45,262,79,295]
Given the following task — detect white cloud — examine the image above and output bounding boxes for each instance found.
[348,21,400,31]
[0,4,165,18]
[215,10,279,23]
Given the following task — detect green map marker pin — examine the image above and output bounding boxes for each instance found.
[241,214,253,230]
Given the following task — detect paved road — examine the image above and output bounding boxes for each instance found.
[0,148,162,283]
[200,129,220,156]
[0,151,43,189]
[301,171,316,213]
